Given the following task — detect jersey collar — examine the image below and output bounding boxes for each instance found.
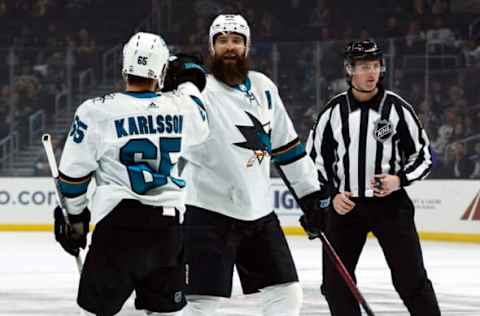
[348,84,385,112]
[231,77,252,93]
[122,91,158,98]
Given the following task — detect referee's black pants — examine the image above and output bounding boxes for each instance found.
[321,189,441,316]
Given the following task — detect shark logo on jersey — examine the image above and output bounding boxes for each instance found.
[234,111,271,167]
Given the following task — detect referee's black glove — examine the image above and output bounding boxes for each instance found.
[162,53,207,92]
[54,206,90,256]
[298,190,331,239]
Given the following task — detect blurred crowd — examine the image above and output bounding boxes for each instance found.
[166,0,480,179]
[0,0,151,140]
[2,0,480,178]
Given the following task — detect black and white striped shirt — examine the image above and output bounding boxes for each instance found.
[306,86,432,198]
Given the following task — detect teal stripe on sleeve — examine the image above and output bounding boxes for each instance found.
[272,143,307,165]
[58,177,91,198]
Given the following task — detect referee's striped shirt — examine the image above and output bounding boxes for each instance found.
[306,85,432,198]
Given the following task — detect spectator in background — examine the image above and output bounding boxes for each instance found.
[404,19,426,54]
[45,51,66,91]
[411,0,430,18]
[452,118,467,141]
[76,28,96,71]
[463,36,480,66]
[429,80,446,112]
[391,69,407,93]
[193,0,221,17]
[12,0,32,17]
[12,71,41,142]
[464,114,480,136]
[450,0,480,13]
[308,0,331,29]
[447,84,467,113]
[468,142,480,178]
[384,16,403,38]
[0,0,7,16]
[32,0,58,17]
[65,0,92,10]
[319,26,333,41]
[0,85,13,139]
[431,142,455,178]
[431,0,449,16]
[451,142,475,178]
[426,16,456,52]
[431,109,456,156]
[257,12,278,41]
[407,82,424,106]
[418,99,441,139]
[186,16,208,46]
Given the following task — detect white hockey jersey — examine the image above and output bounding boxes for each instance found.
[182,72,320,221]
[58,82,208,224]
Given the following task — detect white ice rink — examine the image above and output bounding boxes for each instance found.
[1,233,479,315]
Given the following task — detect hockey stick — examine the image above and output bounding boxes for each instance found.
[273,164,375,316]
[41,133,84,274]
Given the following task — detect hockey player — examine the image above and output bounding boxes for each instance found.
[177,14,330,316]
[307,39,441,315]
[52,32,208,315]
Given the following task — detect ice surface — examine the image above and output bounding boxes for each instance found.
[1,233,479,315]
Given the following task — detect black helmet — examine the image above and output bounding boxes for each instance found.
[344,39,385,81]
[344,39,383,63]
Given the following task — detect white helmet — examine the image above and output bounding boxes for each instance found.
[209,14,250,56]
[122,32,169,88]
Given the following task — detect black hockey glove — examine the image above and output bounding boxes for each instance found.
[162,53,207,92]
[298,189,331,239]
[54,206,90,257]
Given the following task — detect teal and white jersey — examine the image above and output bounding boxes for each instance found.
[58,82,208,224]
[182,72,320,221]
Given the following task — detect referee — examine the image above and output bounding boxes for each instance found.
[306,40,441,316]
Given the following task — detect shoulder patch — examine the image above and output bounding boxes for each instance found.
[91,93,115,104]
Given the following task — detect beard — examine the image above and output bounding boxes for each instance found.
[209,53,250,86]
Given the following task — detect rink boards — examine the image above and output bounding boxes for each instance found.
[0,177,479,242]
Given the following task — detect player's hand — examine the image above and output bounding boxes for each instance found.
[54,207,90,257]
[298,189,331,238]
[162,53,207,92]
[332,192,355,215]
[370,174,400,197]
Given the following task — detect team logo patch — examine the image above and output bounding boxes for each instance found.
[373,119,394,142]
[234,111,272,167]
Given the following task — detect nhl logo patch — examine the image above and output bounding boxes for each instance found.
[373,119,394,142]
[174,291,183,303]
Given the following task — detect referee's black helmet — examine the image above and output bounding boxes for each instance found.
[344,39,385,80]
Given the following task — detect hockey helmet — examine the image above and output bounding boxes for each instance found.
[344,39,385,79]
[209,14,251,56]
[122,32,170,88]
